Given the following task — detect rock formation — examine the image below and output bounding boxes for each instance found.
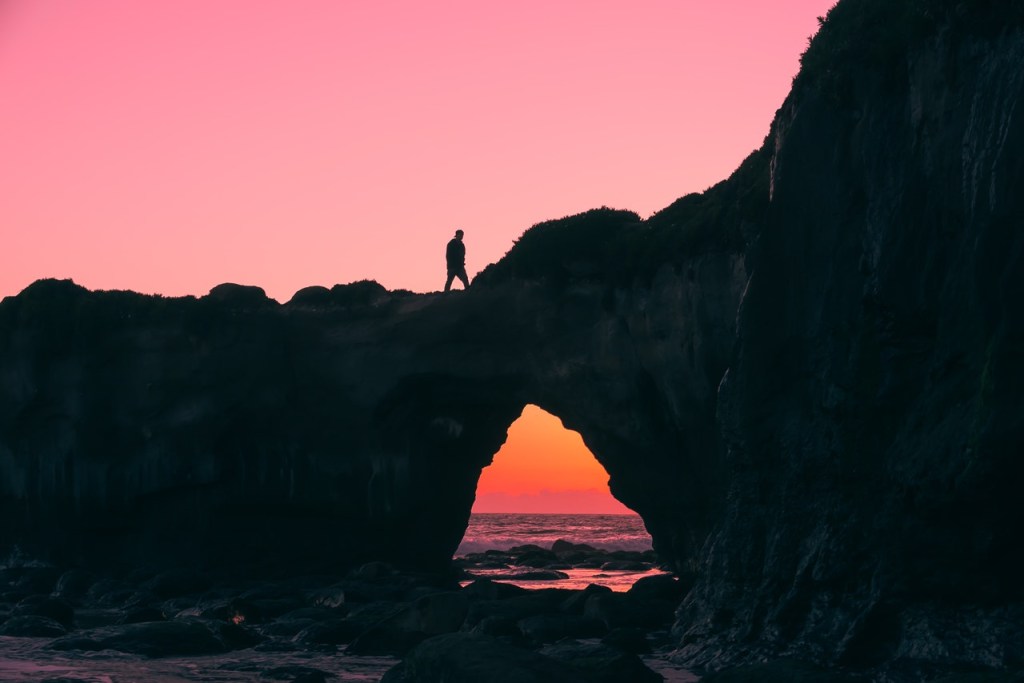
[676,2,1024,674]
[1,0,1022,677]
[0,260,743,577]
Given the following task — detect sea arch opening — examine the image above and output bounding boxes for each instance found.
[455,404,664,590]
[473,404,632,515]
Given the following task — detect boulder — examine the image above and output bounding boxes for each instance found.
[465,591,573,629]
[551,540,597,555]
[472,569,569,582]
[0,615,67,637]
[85,579,136,607]
[14,567,61,594]
[460,578,527,601]
[541,640,662,683]
[380,633,591,683]
[53,569,95,600]
[517,614,606,643]
[48,620,230,657]
[13,595,74,628]
[583,593,675,630]
[346,591,469,656]
[291,618,364,645]
[627,573,690,601]
[309,584,347,609]
[469,615,521,639]
[512,550,560,568]
[599,560,649,571]
[560,583,612,614]
[117,605,167,624]
[601,626,652,654]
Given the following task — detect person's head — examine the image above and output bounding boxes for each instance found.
[455,229,464,240]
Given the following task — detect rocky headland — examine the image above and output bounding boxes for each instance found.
[2,1,1023,680]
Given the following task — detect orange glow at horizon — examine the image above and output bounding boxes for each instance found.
[473,404,632,514]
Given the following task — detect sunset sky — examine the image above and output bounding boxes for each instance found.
[474,405,631,514]
[1,0,836,512]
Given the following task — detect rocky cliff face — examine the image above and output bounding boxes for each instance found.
[2,1,1022,678]
[676,7,1024,675]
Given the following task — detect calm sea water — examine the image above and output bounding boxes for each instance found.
[456,513,667,592]
[456,512,654,555]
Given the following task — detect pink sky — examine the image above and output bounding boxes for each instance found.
[0,0,835,302]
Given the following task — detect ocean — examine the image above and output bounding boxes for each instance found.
[456,512,668,592]
[456,512,655,555]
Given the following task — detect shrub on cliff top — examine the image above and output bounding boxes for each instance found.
[475,146,768,289]
[796,0,1024,104]
[473,208,643,287]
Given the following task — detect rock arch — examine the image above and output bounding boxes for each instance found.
[0,255,745,576]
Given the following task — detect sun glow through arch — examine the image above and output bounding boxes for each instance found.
[472,404,633,514]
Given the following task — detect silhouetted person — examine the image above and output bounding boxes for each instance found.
[444,229,470,291]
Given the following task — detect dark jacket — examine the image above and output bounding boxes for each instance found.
[446,238,465,269]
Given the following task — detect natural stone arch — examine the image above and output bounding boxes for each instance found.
[0,260,744,576]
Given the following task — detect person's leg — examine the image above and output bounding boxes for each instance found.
[444,270,456,292]
[457,268,470,289]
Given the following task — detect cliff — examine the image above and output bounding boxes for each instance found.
[677,0,1024,674]
[2,0,1023,677]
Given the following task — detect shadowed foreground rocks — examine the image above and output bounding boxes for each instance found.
[0,562,675,682]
